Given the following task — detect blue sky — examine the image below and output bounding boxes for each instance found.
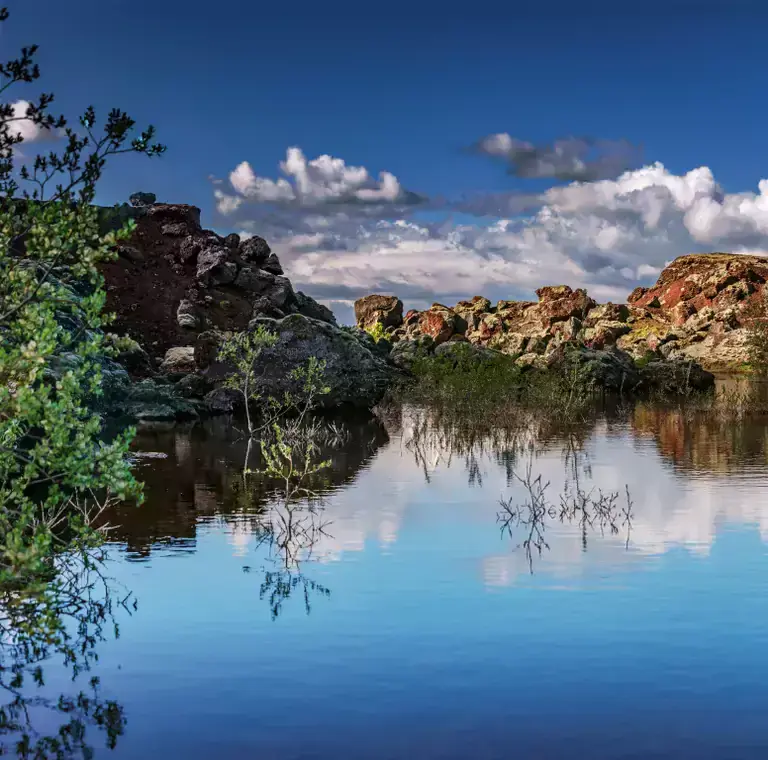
[8,1,768,319]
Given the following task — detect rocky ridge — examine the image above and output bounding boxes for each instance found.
[95,194,394,420]
[355,253,768,373]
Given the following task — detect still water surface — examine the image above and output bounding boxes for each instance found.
[26,401,768,758]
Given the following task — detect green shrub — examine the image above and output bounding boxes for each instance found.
[365,322,386,343]
[0,7,165,591]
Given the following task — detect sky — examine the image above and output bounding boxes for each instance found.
[7,0,768,323]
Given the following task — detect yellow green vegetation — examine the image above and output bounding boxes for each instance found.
[365,322,386,343]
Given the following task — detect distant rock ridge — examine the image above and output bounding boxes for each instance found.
[355,252,768,371]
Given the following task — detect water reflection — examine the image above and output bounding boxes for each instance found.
[0,551,130,757]
[497,454,634,573]
[109,394,768,589]
[111,416,388,560]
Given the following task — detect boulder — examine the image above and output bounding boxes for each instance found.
[204,387,243,415]
[354,294,404,330]
[239,235,271,264]
[113,378,200,421]
[160,346,196,375]
[262,253,284,275]
[295,291,337,324]
[234,266,276,293]
[417,305,464,345]
[176,299,202,329]
[196,245,236,284]
[146,203,201,231]
[129,191,156,207]
[389,336,434,371]
[197,314,395,409]
[175,372,213,399]
[638,359,715,394]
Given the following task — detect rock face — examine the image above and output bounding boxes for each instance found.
[194,314,396,409]
[100,201,335,366]
[354,295,403,330]
[356,253,768,372]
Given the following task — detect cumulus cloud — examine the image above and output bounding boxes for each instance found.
[7,100,64,145]
[471,133,643,182]
[216,147,425,215]
[217,148,768,321]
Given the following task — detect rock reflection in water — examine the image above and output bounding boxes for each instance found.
[106,415,389,560]
[113,392,768,589]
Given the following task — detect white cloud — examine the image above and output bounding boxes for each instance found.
[6,99,63,145]
[215,155,768,317]
[220,147,419,210]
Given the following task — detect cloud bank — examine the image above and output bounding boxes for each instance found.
[213,141,768,321]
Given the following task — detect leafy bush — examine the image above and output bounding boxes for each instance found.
[0,7,165,590]
[364,322,386,343]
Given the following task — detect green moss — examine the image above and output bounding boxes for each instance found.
[627,319,669,339]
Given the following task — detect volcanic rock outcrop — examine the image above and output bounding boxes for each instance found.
[100,200,336,362]
[355,253,768,373]
[97,196,393,418]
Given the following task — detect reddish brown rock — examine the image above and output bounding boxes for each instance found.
[354,295,404,330]
[418,309,456,345]
[99,200,332,363]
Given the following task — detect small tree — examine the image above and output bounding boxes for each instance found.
[217,326,279,441]
[0,6,165,591]
[218,328,331,474]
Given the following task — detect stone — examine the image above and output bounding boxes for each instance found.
[269,275,295,308]
[234,266,276,293]
[115,379,200,422]
[175,372,213,399]
[161,222,189,237]
[354,295,404,330]
[224,233,240,249]
[160,346,196,375]
[129,191,156,207]
[220,314,395,409]
[204,387,243,415]
[239,235,271,264]
[295,291,337,324]
[582,321,631,349]
[178,236,201,263]
[262,253,284,275]
[176,299,202,329]
[515,352,548,370]
[196,246,236,284]
[583,302,629,326]
[487,331,528,356]
[146,203,201,231]
[252,296,286,320]
[638,359,715,394]
[389,336,434,371]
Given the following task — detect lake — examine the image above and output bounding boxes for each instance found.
[16,395,768,759]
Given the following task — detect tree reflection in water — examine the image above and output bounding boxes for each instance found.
[237,417,345,621]
[497,454,634,574]
[393,405,636,574]
[245,502,332,621]
[0,549,131,758]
